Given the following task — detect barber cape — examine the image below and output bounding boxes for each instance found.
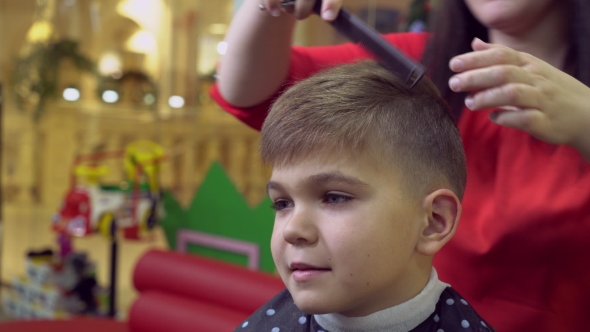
[235,270,494,332]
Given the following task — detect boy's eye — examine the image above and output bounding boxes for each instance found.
[270,199,293,211]
[324,193,352,205]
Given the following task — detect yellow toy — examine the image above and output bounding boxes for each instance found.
[52,141,165,240]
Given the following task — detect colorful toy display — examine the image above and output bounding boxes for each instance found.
[1,249,108,319]
[52,140,165,240]
[49,140,166,317]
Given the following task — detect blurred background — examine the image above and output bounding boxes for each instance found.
[0,0,427,323]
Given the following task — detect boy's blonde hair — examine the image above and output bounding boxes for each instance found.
[261,61,466,199]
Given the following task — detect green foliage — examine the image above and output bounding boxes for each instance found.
[12,39,96,119]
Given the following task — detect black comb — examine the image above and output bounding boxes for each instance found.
[281,0,425,88]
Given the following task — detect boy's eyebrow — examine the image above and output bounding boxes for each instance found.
[266,181,284,193]
[306,172,369,188]
[266,172,369,194]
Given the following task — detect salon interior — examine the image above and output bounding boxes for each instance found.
[0,0,420,330]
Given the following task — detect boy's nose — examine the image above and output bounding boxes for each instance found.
[282,207,318,246]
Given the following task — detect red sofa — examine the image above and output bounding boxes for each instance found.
[0,250,285,332]
[128,249,285,332]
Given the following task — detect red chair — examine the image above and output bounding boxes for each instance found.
[128,250,285,332]
[0,250,285,332]
[0,318,128,332]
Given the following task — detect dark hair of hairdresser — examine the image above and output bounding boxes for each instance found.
[423,0,590,119]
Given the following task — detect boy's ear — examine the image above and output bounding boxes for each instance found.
[416,189,461,256]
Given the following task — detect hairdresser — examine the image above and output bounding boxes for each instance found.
[211,0,590,331]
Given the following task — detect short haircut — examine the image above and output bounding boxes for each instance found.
[260,61,467,200]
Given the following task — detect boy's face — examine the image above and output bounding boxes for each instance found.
[267,152,428,317]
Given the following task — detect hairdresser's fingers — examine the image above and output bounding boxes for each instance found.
[464,83,540,111]
[282,2,295,14]
[470,37,495,52]
[489,109,558,142]
[293,0,317,19]
[450,39,527,73]
[261,0,284,17]
[319,0,342,21]
[449,64,533,93]
[290,0,341,20]
[489,108,541,131]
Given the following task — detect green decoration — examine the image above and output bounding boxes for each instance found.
[12,39,96,119]
[159,191,187,250]
[159,162,276,273]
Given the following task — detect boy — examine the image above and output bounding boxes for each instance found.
[237,61,493,331]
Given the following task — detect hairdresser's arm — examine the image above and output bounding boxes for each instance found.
[218,0,342,107]
[448,38,590,162]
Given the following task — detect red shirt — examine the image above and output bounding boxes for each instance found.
[210,33,590,331]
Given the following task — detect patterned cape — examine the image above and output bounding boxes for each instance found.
[235,288,494,332]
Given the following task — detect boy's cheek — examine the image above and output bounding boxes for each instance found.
[269,232,285,266]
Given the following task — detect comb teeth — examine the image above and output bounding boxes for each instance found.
[310,1,425,88]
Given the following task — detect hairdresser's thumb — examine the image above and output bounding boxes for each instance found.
[471,38,492,51]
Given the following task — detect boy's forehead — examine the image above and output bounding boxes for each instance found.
[269,149,401,185]
[272,144,379,167]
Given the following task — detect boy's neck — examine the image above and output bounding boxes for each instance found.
[337,259,433,317]
[314,268,449,332]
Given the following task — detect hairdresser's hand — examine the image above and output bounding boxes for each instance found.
[448,38,590,161]
[260,0,342,21]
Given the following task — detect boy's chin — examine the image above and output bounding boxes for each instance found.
[294,301,334,315]
[292,293,344,315]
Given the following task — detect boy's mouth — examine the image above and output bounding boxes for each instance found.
[289,262,331,282]
[290,262,330,271]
